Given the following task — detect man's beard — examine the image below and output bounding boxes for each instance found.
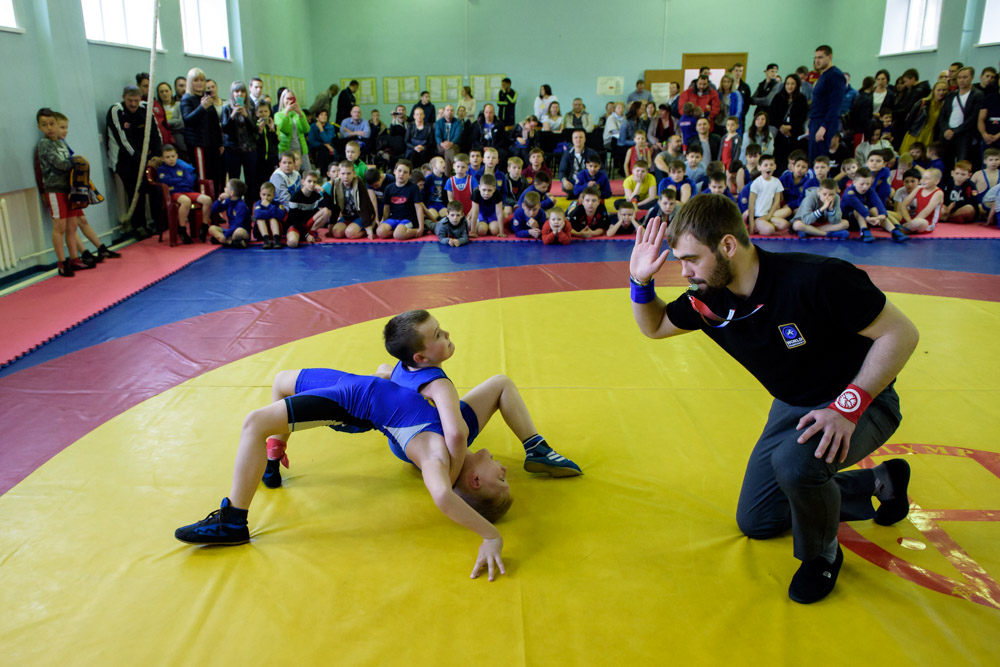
[688,248,734,295]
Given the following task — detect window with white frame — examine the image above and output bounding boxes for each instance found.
[980,0,1000,44]
[0,0,18,29]
[80,0,163,49]
[880,0,942,55]
[180,0,230,59]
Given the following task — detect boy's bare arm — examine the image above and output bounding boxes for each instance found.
[422,378,469,480]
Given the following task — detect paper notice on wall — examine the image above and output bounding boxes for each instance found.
[358,78,377,105]
[650,83,672,105]
[471,75,487,102]
[596,76,624,96]
[401,76,419,102]
[444,76,461,102]
[428,76,444,102]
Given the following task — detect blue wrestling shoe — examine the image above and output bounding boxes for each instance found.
[523,436,582,477]
[175,498,250,545]
[262,458,283,488]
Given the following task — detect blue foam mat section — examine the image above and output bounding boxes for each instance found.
[3,238,999,378]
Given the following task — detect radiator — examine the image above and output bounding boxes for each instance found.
[0,197,17,272]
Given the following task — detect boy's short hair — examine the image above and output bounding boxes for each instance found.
[813,155,831,166]
[446,200,464,214]
[523,191,541,207]
[528,148,544,158]
[533,171,551,184]
[453,153,469,164]
[260,182,276,194]
[867,149,888,162]
[925,168,942,181]
[502,77,511,84]
[705,162,725,178]
[660,189,677,201]
[728,159,744,175]
[665,192,750,249]
[507,156,523,168]
[303,170,320,181]
[745,143,762,157]
[483,147,498,157]
[927,141,943,155]
[897,154,913,166]
[469,149,483,156]
[983,147,1000,159]
[227,179,247,198]
[618,200,636,211]
[854,166,873,179]
[909,141,926,152]
[759,154,775,164]
[633,130,646,139]
[725,116,739,125]
[479,173,497,188]
[634,160,649,170]
[903,169,921,180]
[454,485,513,524]
[364,168,381,186]
[346,140,360,151]
[709,172,726,184]
[36,107,54,123]
[819,178,838,190]
[548,206,566,218]
[279,150,297,162]
[585,155,602,166]
[338,160,354,170]
[789,150,809,164]
[395,158,413,171]
[668,159,686,172]
[954,160,972,172]
[383,309,432,363]
[52,111,68,122]
[162,144,177,154]
[581,185,600,199]
[842,157,858,168]
[682,102,697,116]
[122,85,141,98]
[430,156,445,167]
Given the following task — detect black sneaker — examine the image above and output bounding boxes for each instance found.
[233,238,248,249]
[199,226,208,243]
[175,498,250,545]
[262,238,274,250]
[80,250,98,268]
[98,244,122,259]
[180,229,194,245]
[262,459,283,488]
[58,259,75,277]
[875,459,911,526]
[788,546,843,604]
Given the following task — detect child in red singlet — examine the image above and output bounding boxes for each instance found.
[445,153,477,215]
[900,168,944,234]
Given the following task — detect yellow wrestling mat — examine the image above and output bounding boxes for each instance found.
[2,289,999,665]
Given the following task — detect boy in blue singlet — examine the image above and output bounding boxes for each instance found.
[175,370,510,580]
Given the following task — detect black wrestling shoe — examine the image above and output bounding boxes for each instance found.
[97,244,121,259]
[179,228,194,245]
[788,546,843,604]
[875,459,911,526]
[80,250,98,267]
[175,498,250,545]
[58,259,75,277]
[262,458,283,488]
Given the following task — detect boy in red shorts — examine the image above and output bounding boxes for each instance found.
[156,144,212,244]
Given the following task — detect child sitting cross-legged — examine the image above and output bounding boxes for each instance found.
[207,178,253,248]
[900,168,944,234]
[157,143,212,244]
[379,159,425,240]
[329,160,378,240]
[286,170,333,247]
[438,200,470,247]
[940,160,979,223]
[790,178,850,240]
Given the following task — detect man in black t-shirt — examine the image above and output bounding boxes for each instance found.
[628,194,919,604]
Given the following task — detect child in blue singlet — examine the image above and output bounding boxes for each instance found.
[175,369,511,581]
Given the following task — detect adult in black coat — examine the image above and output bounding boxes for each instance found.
[769,75,810,166]
[470,104,509,164]
[336,81,358,125]
[936,67,985,169]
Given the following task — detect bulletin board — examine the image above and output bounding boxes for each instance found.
[339,77,377,105]
[426,75,463,103]
[470,74,506,105]
[383,76,421,105]
[260,74,307,104]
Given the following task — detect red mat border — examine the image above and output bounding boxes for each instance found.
[1,262,998,496]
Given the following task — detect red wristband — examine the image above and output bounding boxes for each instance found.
[827,384,873,424]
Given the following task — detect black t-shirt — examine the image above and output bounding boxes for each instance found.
[383,182,422,221]
[471,188,503,209]
[664,247,886,406]
[568,205,608,231]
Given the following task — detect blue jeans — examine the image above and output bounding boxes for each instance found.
[735,385,902,561]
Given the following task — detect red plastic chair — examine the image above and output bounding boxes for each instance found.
[145,167,216,247]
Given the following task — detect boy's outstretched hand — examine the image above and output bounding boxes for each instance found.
[471,537,505,581]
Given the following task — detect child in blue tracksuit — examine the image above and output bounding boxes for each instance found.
[517,173,555,210]
[779,152,811,216]
[840,167,908,243]
[511,190,546,239]
[866,150,893,209]
[157,144,213,244]
[207,179,253,247]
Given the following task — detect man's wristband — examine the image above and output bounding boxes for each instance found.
[629,276,656,304]
[828,384,873,424]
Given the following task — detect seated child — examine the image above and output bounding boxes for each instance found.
[365,167,385,219]
[518,172,555,210]
[423,156,448,222]
[777,151,811,219]
[468,149,485,182]
[445,153,477,216]
[344,140,367,179]
[985,183,999,227]
[706,172,736,201]
[805,155,831,190]
[607,200,640,237]
[748,154,788,235]
[621,160,658,213]
[572,156,612,204]
[866,149,892,209]
[269,150,301,207]
[286,170,334,246]
[972,148,999,216]
[157,144,212,244]
[791,178,850,239]
[941,160,979,223]
[655,188,678,224]
[889,153,913,193]
[481,147,505,194]
[253,182,286,249]
[207,178,252,247]
[658,159,693,203]
[677,102,700,148]
[329,160,378,240]
[908,142,929,172]
[503,156,527,220]
[438,200,470,247]
[568,186,610,238]
[468,173,505,237]
[889,168,921,226]
[841,166,908,242]
[624,130,653,174]
[522,148,551,183]
[174,368,512,580]
[833,157,859,193]
[900,168,944,234]
[719,117,741,171]
[737,170,757,225]
[512,190,545,239]
[736,143,762,192]
[926,142,945,174]
[542,206,571,245]
[684,145,708,194]
[379,159,425,240]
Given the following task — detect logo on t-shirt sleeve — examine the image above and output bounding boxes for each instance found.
[779,323,806,349]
